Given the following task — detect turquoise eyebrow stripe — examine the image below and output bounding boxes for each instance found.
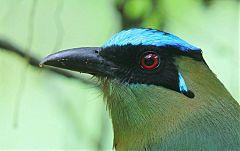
[178,72,188,92]
[103,28,201,52]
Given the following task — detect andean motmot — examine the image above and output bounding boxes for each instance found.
[40,28,240,150]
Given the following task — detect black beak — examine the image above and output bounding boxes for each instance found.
[40,47,116,77]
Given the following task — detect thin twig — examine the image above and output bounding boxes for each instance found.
[53,0,64,52]
[13,0,38,128]
[0,38,98,87]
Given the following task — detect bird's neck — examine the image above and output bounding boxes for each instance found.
[101,57,240,150]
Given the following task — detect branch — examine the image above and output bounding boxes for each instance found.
[0,38,98,87]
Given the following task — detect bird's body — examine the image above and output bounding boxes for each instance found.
[40,28,240,150]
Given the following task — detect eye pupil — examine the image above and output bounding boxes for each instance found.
[144,56,154,66]
[140,52,159,70]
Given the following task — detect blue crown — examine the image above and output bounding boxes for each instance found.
[103,28,200,52]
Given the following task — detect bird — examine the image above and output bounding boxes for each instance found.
[40,28,240,151]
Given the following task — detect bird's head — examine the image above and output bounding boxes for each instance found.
[41,28,227,145]
[40,28,203,98]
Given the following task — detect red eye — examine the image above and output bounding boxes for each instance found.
[140,52,159,70]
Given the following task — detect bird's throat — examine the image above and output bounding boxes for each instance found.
[100,78,198,150]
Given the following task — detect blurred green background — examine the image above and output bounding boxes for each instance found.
[0,0,239,150]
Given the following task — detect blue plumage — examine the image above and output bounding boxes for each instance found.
[103,28,200,52]
[178,72,189,93]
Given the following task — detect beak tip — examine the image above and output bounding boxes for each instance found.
[39,57,50,68]
[39,63,44,68]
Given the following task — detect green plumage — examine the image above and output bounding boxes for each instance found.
[101,57,240,150]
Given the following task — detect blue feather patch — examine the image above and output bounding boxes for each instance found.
[178,72,188,93]
[103,28,200,52]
